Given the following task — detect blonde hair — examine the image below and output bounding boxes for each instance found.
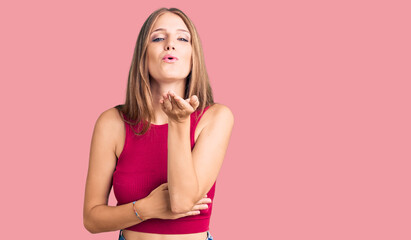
[115,7,215,135]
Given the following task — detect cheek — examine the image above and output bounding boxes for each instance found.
[147,48,158,65]
[183,48,192,62]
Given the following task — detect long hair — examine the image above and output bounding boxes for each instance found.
[115,7,214,135]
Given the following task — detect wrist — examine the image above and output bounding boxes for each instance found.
[133,198,151,221]
[168,117,190,126]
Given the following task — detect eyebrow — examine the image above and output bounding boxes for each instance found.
[152,28,190,35]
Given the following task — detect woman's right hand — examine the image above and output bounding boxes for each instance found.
[143,182,211,220]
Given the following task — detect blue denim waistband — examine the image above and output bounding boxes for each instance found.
[118,229,213,240]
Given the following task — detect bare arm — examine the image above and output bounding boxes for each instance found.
[83,108,153,233]
[167,103,234,213]
[167,118,199,213]
[85,199,151,233]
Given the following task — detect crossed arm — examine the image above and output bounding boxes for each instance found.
[167,103,234,213]
[83,104,234,233]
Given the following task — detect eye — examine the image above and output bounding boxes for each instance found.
[152,37,189,42]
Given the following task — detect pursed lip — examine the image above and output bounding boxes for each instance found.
[162,54,178,60]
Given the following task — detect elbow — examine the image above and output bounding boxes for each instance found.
[170,196,194,214]
[83,220,95,234]
[83,205,105,234]
[170,202,191,214]
[169,184,200,214]
[83,216,101,234]
[171,205,192,214]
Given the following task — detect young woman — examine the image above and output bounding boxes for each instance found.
[83,7,234,240]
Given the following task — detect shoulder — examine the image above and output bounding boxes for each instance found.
[95,107,124,129]
[208,103,234,122]
[93,107,125,142]
[200,103,234,130]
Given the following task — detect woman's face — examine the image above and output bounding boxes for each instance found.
[147,12,192,83]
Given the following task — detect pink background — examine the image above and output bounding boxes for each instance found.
[1,0,410,239]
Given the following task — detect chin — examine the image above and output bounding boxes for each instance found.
[160,73,186,79]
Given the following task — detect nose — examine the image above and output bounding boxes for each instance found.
[164,39,175,51]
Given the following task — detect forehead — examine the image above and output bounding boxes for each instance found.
[151,12,189,33]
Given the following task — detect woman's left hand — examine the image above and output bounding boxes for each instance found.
[160,90,199,123]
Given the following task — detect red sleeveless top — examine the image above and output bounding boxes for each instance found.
[112,105,215,234]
